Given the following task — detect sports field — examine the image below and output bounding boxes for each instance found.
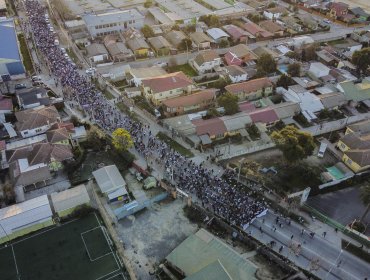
[0,213,126,280]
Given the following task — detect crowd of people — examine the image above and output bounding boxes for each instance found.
[24,0,267,229]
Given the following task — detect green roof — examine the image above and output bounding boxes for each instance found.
[166,229,258,280]
[339,79,370,102]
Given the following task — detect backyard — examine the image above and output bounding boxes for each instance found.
[168,63,197,77]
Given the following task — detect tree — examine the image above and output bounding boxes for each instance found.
[256,53,277,76]
[359,185,370,223]
[218,93,239,115]
[112,128,134,151]
[267,2,276,8]
[70,115,80,127]
[301,43,318,62]
[271,125,315,163]
[287,62,301,77]
[352,47,370,74]
[276,74,294,89]
[144,0,153,8]
[199,15,220,27]
[141,25,154,38]
[219,39,229,48]
[171,24,180,31]
[178,38,193,51]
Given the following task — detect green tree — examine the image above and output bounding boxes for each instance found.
[256,53,277,76]
[276,74,294,89]
[287,62,301,77]
[359,185,370,223]
[271,125,315,163]
[302,43,318,62]
[199,15,220,27]
[141,25,154,38]
[219,39,229,48]
[144,0,153,8]
[218,92,239,115]
[352,47,370,74]
[171,24,180,31]
[267,2,276,8]
[178,38,193,51]
[86,129,105,151]
[112,128,134,151]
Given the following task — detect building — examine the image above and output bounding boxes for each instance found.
[280,16,302,33]
[225,77,273,101]
[17,87,50,110]
[316,49,338,66]
[15,106,61,138]
[300,14,319,30]
[86,43,109,63]
[0,95,13,114]
[50,185,90,217]
[148,36,172,56]
[0,195,53,243]
[126,37,150,57]
[263,6,288,20]
[227,44,257,66]
[337,78,370,103]
[190,32,212,49]
[224,65,248,83]
[328,2,349,20]
[206,28,230,43]
[259,20,285,37]
[0,19,26,80]
[64,19,89,44]
[222,24,249,43]
[242,21,273,40]
[92,165,129,202]
[165,30,187,50]
[308,62,331,80]
[165,229,258,279]
[283,85,324,115]
[162,89,216,117]
[193,117,228,141]
[104,35,133,62]
[126,66,167,87]
[141,72,194,105]
[82,9,144,38]
[192,50,221,74]
[319,92,346,109]
[350,7,370,22]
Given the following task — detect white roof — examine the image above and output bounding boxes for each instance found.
[4,123,17,138]
[0,195,52,237]
[284,87,324,113]
[107,187,128,200]
[50,185,90,213]
[309,62,330,78]
[276,45,292,55]
[206,28,229,40]
[92,165,126,194]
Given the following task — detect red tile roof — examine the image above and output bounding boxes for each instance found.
[225,77,272,95]
[222,24,248,40]
[162,89,216,108]
[239,101,256,112]
[224,51,243,66]
[193,118,227,137]
[0,96,13,111]
[249,108,279,123]
[330,2,349,15]
[142,71,193,93]
[242,22,273,38]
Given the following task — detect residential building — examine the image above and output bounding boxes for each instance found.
[148,36,172,56]
[308,62,331,80]
[350,7,370,22]
[242,21,273,40]
[141,72,194,105]
[17,87,50,110]
[319,92,346,109]
[0,95,12,114]
[126,37,150,57]
[193,118,228,140]
[252,46,280,60]
[206,28,230,43]
[165,30,187,50]
[192,50,221,74]
[300,14,319,30]
[189,32,212,49]
[224,65,248,83]
[126,66,167,87]
[224,51,243,66]
[337,78,370,103]
[50,185,90,217]
[64,20,89,44]
[147,7,174,25]
[0,19,25,80]
[15,106,61,138]
[86,43,109,63]
[282,85,324,115]
[222,24,249,43]
[225,77,273,101]
[104,35,133,62]
[0,195,53,243]
[342,149,370,173]
[82,9,144,38]
[227,44,257,65]
[328,2,349,20]
[279,16,302,33]
[162,89,217,117]
[316,49,338,67]
[46,127,70,145]
[259,20,285,37]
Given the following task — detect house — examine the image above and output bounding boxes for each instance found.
[0,195,53,243]
[192,50,221,74]
[126,66,167,87]
[350,7,370,22]
[225,77,273,101]
[162,89,217,117]
[206,28,230,43]
[165,30,187,50]
[308,62,331,80]
[282,85,324,114]
[141,71,194,105]
[92,165,129,203]
[300,14,319,30]
[279,16,302,33]
[252,46,280,60]
[17,87,50,109]
[319,92,346,109]
[104,35,133,62]
[316,49,338,67]
[189,32,212,49]
[0,95,13,114]
[126,37,150,57]
[193,118,228,140]
[86,43,109,63]
[82,9,145,39]
[242,21,273,40]
[165,229,258,280]
[125,87,141,98]
[338,78,370,103]
[329,68,357,83]
[342,149,370,173]
[328,2,349,20]
[222,24,249,43]
[263,6,288,20]
[15,106,60,138]
[224,65,248,83]
[50,185,90,217]
[46,127,70,145]
[259,20,285,37]
[224,51,243,66]
[227,44,257,66]
[148,36,172,56]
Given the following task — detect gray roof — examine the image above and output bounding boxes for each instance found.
[225,65,247,77]
[319,92,346,109]
[126,37,150,51]
[220,112,252,132]
[92,165,126,194]
[86,43,108,57]
[106,42,132,57]
[83,9,144,27]
[190,32,212,45]
[51,185,90,213]
[148,36,172,51]
[165,30,187,47]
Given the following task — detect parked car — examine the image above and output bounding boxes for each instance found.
[136,172,143,182]
[154,109,161,118]
[15,83,27,89]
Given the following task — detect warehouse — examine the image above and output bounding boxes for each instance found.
[0,195,53,243]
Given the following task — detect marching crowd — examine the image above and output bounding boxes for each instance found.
[24,0,267,228]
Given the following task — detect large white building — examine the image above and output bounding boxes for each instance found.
[0,195,53,243]
[83,9,145,38]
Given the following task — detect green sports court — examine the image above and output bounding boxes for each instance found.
[0,213,126,280]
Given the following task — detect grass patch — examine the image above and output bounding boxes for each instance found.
[342,240,370,263]
[133,96,155,115]
[103,89,115,100]
[156,131,194,157]
[168,63,197,77]
[327,39,348,45]
[17,33,33,74]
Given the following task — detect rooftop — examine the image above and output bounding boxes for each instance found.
[142,72,193,93]
[225,77,272,95]
[162,89,216,108]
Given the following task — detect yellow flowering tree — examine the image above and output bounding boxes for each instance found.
[112,128,134,151]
